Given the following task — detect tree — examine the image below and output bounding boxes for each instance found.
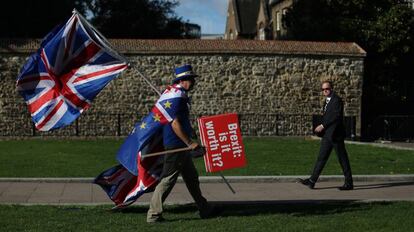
[284,0,414,139]
[0,0,189,39]
[0,0,90,38]
[86,0,186,38]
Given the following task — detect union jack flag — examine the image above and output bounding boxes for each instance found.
[16,10,128,131]
[95,84,189,208]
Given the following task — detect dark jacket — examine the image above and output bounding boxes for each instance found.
[322,92,346,141]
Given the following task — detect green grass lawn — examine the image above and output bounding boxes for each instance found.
[0,137,413,177]
[1,202,414,232]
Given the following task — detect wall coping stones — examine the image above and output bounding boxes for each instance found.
[0,39,366,57]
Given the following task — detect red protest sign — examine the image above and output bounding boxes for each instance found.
[197,113,247,173]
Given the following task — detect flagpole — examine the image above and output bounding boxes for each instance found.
[71,9,162,97]
[73,9,128,63]
[131,66,162,96]
[141,147,192,158]
[142,148,237,194]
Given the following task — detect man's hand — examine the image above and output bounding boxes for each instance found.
[189,144,206,158]
[314,124,324,133]
[188,141,199,150]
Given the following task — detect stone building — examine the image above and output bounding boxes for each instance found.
[0,39,365,137]
[225,0,292,40]
[224,0,261,40]
[256,0,272,40]
[269,0,294,40]
[227,0,414,41]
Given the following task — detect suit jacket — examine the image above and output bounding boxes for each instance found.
[321,92,346,141]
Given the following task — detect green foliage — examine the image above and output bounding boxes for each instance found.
[87,0,187,38]
[0,0,189,39]
[0,0,90,38]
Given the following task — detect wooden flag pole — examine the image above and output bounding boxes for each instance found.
[141,147,193,158]
[131,66,162,96]
[142,148,237,194]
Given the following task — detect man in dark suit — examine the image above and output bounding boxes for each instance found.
[300,81,354,190]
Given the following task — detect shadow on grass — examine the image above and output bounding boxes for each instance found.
[210,200,383,217]
[116,200,389,219]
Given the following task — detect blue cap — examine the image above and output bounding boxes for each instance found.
[173,64,198,83]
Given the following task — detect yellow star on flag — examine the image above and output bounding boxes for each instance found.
[140,122,147,129]
[153,114,161,122]
[164,101,172,109]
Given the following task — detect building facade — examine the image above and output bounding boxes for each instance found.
[225,0,294,40]
[226,0,414,41]
[224,0,261,39]
[256,0,272,40]
[269,0,294,40]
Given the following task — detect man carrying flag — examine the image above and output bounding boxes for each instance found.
[95,64,218,222]
[145,64,217,223]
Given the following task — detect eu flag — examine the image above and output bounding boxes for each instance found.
[95,84,189,208]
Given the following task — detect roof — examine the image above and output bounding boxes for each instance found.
[0,39,367,57]
[234,0,261,35]
[262,0,272,21]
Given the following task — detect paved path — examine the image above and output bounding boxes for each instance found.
[1,177,413,205]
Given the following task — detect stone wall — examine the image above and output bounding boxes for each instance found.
[0,39,365,137]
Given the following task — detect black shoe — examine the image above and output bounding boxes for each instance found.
[338,184,354,191]
[200,205,222,219]
[298,178,315,189]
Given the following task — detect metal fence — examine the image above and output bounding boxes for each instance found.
[312,115,357,140]
[5,112,413,140]
[0,112,318,137]
[367,115,414,141]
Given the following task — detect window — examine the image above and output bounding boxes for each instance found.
[276,11,281,31]
[282,8,288,29]
[259,27,265,40]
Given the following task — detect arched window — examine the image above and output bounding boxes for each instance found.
[282,8,288,29]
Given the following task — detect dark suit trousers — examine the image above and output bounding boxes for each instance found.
[310,138,353,184]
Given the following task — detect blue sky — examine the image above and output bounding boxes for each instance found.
[174,0,228,34]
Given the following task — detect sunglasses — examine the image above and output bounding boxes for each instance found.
[321,88,331,91]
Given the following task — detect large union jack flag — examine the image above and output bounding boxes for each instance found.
[16,10,128,131]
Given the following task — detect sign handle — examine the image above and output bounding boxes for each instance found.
[219,172,236,194]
